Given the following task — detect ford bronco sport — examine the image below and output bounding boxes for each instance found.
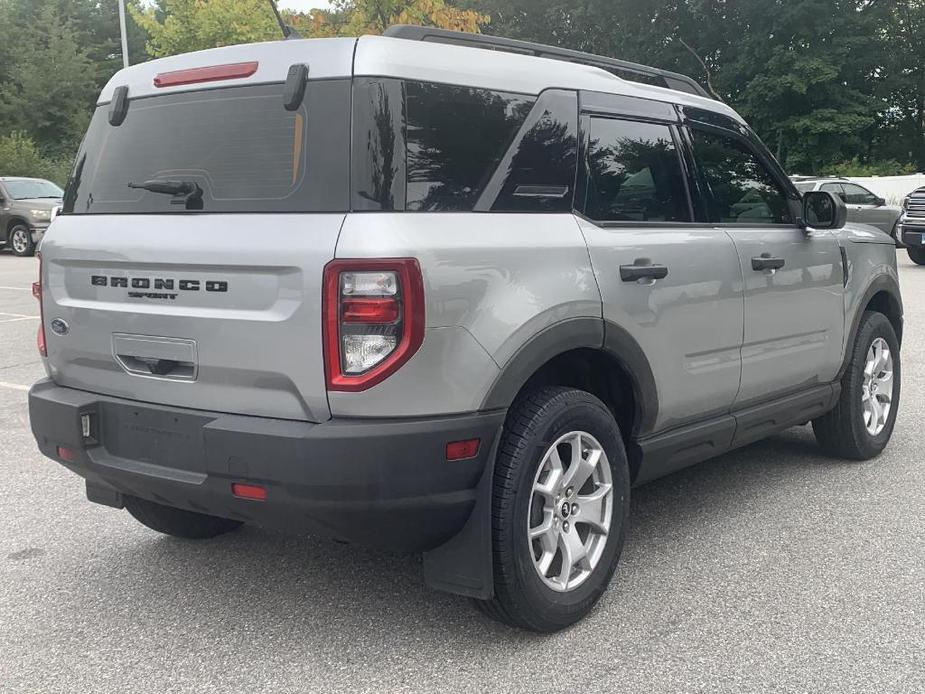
[28,26,903,632]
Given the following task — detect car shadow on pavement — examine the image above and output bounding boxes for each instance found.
[59,424,856,642]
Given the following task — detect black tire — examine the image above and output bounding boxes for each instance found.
[907,247,925,265]
[474,386,630,632]
[124,496,243,539]
[8,222,35,257]
[813,311,900,460]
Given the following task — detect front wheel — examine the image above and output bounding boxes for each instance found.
[475,387,630,632]
[813,311,900,459]
[907,247,925,265]
[8,223,34,257]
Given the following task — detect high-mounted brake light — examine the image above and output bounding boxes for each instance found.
[323,259,425,392]
[33,253,46,357]
[153,61,258,88]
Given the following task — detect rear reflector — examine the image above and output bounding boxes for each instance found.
[154,61,259,88]
[341,297,400,323]
[446,439,480,461]
[231,483,267,501]
[56,446,76,462]
[33,253,46,357]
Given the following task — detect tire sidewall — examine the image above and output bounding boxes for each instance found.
[503,393,629,628]
[907,247,925,265]
[844,312,901,456]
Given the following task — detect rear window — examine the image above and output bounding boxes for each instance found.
[63,81,350,214]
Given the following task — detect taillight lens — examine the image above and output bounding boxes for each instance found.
[33,253,46,357]
[323,259,424,391]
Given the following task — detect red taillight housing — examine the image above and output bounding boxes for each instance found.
[33,253,46,357]
[153,61,258,88]
[322,259,425,392]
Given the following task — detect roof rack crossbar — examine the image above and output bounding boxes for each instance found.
[383,25,712,100]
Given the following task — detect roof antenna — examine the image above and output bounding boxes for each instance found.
[268,0,301,40]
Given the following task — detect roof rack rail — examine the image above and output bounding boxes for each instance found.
[383,25,712,100]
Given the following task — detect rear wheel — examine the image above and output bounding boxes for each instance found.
[8,223,34,257]
[475,386,630,632]
[125,496,243,539]
[813,311,900,459]
[907,247,925,265]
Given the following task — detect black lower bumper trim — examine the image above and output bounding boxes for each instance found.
[29,379,505,553]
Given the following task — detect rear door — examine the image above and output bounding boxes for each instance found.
[41,77,352,422]
[575,93,744,434]
[686,123,844,407]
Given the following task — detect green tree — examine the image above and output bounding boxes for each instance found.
[0,5,98,157]
[132,0,488,57]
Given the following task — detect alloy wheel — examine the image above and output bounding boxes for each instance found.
[527,431,613,592]
[862,337,894,436]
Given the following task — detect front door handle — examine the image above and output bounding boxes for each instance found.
[751,253,786,272]
[620,259,669,282]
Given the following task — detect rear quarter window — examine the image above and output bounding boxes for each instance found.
[351,79,578,213]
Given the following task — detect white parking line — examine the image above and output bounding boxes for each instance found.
[0,381,29,392]
[0,316,39,323]
[0,286,31,291]
[0,311,39,318]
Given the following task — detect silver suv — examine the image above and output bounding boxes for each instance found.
[28,27,903,632]
[792,177,903,241]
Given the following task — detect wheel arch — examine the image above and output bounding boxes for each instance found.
[480,317,659,454]
[5,216,29,238]
[839,274,903,380]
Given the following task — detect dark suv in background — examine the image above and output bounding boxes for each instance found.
[0,177,63,256]
[899,186,925,264]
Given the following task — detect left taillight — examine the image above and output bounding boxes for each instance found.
[33,252,46,357]
[322,259,424,392]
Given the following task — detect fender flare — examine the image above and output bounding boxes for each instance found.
[838,274,903,380]
[480,317,659,437]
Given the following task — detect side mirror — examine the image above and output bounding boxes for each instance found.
[875,196,886,207]
[802,190,847,230]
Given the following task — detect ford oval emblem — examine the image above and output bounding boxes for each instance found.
[50,318,69,336]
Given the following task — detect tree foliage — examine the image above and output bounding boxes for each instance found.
[132,0,489,56]
[0,0,923,179]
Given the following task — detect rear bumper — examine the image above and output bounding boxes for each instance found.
[29,379,504,552]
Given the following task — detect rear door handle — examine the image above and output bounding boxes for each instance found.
[751,253,786,272]
[620,260,669,282]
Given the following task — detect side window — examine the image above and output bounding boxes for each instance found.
[840,183,878,205]
[820,182,845,200]
[582,117,690,222]
[690,129,793,224]
[404,82,534,211]
[478,89,578,213]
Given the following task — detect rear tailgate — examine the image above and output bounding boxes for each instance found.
[41,215,341,422]
[40,39,357,423]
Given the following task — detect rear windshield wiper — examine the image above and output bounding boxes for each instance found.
[128,179,203,208]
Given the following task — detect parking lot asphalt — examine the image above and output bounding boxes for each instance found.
[0,250,922,694]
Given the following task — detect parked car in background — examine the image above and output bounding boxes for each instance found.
[898,186,925,264]
[0,177,64,256]
[793,177,902,242]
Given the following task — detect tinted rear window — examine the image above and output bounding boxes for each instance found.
[63,81,350,214]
